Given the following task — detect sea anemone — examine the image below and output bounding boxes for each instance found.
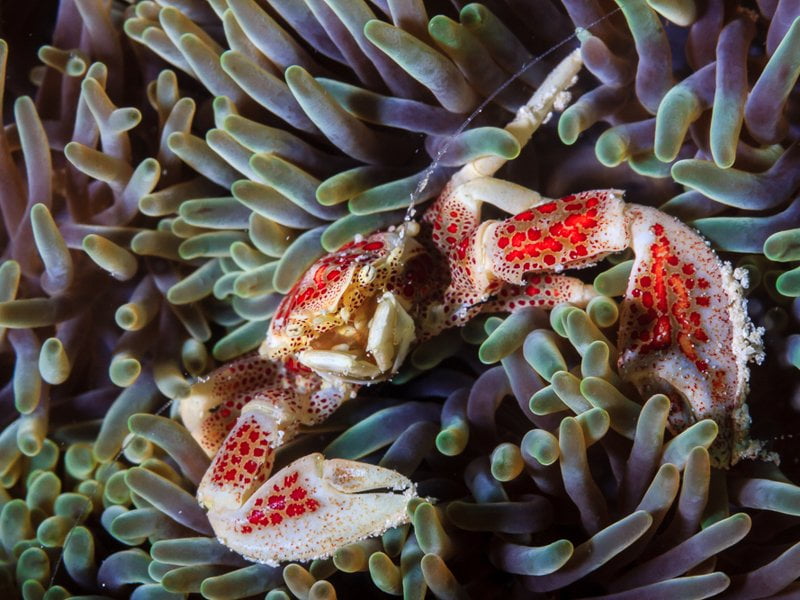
[1,0,799,598]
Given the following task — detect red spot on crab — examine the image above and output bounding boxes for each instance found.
[541,237,563,253]
[652,316,671,347]
[456,238,470,260]
[286,503,305,517]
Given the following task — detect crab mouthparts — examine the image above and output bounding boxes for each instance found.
[298,292,416,383]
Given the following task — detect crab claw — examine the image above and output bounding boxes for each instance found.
[618,206,765,467]
[205,453,416,566]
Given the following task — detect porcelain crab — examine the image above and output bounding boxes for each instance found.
[180,49,764,566]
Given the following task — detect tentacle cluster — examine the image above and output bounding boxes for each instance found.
[558,0,800,253]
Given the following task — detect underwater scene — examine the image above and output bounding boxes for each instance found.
[1,0,800,598]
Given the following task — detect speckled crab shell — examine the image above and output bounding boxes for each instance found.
[264,223,438,368]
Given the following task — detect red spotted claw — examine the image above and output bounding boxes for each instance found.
[180,48,765,566]
[618,206,766,467]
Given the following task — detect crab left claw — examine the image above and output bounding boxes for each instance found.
[204,452,415,566]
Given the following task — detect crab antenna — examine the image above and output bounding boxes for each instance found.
[451,48,583,187]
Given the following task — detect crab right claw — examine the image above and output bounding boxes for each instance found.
[617,205,767,467]
[203,453,416,566]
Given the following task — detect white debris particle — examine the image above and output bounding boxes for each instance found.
[553,90,572,112]
[733,266,750,290]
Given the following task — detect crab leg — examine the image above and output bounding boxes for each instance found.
[429,188,624,331]
[424,47,760,468]
[198,398,415,566]
[453,48,583,186]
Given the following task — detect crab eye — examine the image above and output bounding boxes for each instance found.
[358,265,377,284]
[285,323,304,337]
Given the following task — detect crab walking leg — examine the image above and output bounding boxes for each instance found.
[618,205,765,468]
[200,401,415,565]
